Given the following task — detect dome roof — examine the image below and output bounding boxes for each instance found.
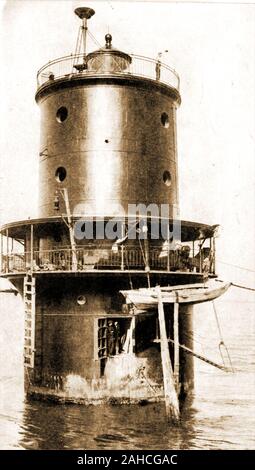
[86,34,132,68]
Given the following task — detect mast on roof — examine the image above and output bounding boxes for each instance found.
[74,6,95,61]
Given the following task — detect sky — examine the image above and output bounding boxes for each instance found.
[0,0,255,287]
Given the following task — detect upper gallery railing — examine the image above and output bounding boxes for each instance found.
[37,53,180,90]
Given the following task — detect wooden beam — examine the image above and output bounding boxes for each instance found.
[212,236,216,274]
[167,338,229,372]
[142,223,151,288]
[156,286,180,423]
[143,224,150,272]
[173,297,179,390]
[62,188,77,271]
[130,316,135,355]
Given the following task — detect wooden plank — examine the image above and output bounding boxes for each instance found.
[156,286,180,423]
[62,188,78,271]
[173,298,179,389]
[130,316,135,355]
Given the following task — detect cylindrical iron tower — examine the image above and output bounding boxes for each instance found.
[0,8,220,406]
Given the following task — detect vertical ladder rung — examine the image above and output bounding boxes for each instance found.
[24,274,36,368]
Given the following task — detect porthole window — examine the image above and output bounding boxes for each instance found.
[55,167,67,182]
[77,295,87,306]
[163,170,172,187]
[161,112,169,128]
[56,106,68,123]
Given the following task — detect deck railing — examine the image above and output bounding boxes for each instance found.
[0,245,214,275]
[37,53,180,90]
[1,246,186,274]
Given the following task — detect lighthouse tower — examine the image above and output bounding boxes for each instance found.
[0,8,219,405]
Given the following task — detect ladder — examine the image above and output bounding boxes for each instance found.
[23,273,36,368]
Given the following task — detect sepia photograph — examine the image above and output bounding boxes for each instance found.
[0,0,254,458]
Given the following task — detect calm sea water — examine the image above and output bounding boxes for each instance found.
[0,288,254,450]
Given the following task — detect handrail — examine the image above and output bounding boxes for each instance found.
[36,53,180,90]
[1,246,182,274]
[0,245,213,275]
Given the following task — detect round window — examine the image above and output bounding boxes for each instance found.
[161,112,169,128]
[163,170,172,187]
[77,295,87,306]
[56,107,68,123]
[55,167,67,182]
